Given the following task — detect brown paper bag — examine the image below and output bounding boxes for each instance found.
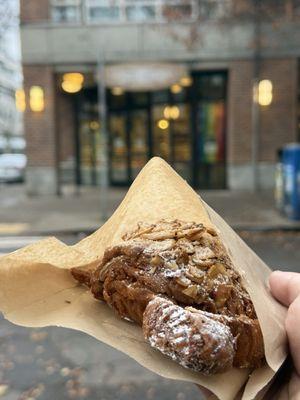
[0,158,288,400]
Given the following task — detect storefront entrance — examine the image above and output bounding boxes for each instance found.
[76,70,227,189]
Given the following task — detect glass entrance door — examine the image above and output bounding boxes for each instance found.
[109,113,128,183]
[192,72,227,189]
[130,109,149,179]
[107,70,227,188]
[109,106,149,184]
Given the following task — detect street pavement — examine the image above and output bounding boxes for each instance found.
[0,232,299,399]
[0,184,300,236]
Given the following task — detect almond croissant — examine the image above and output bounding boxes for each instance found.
[72,220,264,374]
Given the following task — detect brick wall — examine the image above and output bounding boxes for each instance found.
[259,58,298,161]
[23,65,57,168]
[228,60,253,164]
[55,88,75,163]
[228,58,298,164]
[20,0,49,23]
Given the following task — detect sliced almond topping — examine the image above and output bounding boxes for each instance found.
[208,263,226,278]
[182,285,198,299]
[150,255,162,265]
[186,266,205,283]
[206,227,218,236]
[193,260,215,269]
[214,284,233,308]
[141,231,175,240]
[176,227,203,239]
[149,265,157,274]
[168,261,178,270]
[176,276,191,287]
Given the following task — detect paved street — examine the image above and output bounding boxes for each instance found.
[0,184,300,236]
[0,232,299,399]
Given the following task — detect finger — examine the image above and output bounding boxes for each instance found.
[269,271,300,307]
[196,385,218,399]
[287,371,300,399]
[285,295,300,376]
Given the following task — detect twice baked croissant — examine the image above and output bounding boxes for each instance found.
[72,220,264,374]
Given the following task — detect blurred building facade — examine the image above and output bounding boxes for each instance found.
[0,0,22,152]
[20,0,300,195]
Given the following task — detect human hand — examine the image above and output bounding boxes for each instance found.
[198,270,300,400]
[269,271,300,375]
[268,270,300,399]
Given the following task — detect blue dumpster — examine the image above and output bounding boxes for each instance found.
[282,143,300,220]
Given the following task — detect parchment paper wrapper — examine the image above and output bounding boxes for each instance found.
[0,158,288,400]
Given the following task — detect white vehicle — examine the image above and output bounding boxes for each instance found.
[0,153,27,183]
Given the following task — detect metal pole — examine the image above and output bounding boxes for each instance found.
[97,55,109,220]
[251,0,261,192]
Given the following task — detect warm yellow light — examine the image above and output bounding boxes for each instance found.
[170,84,182,94]
[163,106,171,119]
[29,86,45,112]
[163,105,180,120]
[157,119,169,130]
[62,72,84,93]
[180,76,193,87]
[15,89,26,112]
[111,86,124,96]
[63,73,84,85]
[62,80,82,93]
[90,121,100,130]
[258,79,273,106]
[170,106,180,119]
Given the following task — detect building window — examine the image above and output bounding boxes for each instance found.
[125,1,156,22]
[84,0,197,23]
[198,0,232,19]
[162,1,196,21]
[51,0,82,23]
[85,0,120,22]
[50,0,233,24]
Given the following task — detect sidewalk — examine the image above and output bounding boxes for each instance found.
[0,184,299,235]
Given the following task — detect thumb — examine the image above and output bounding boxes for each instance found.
[285,295,300,376]
[269,271,300,307]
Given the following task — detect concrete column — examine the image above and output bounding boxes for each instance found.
[23,65,58,195]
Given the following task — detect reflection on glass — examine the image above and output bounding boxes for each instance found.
[126,5,155,21]
[197,101,225,163]
[162,5,193,20]
[52,5,81,22]
[152,105,171,161]
[80,119,94,185]
[172,104,191,181]
[130,110,148,179]
[196,99,226,189]
[110,114,127,182]
[86,0,120,21]
[196,73,226,100]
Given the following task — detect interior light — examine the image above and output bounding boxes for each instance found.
[62,81,82,93]
[258,79,273,106]
[29,86,45,112]
[170,84,182,94]
[63,73,84,85]
[163,106,171,119]
[180,76,193,87]
[90,121,100,130]
[15,89,26,112]
[163,105,180,120]
[157,119,169,130]
[170,106,180,119]
[111,87,124,96]
[62,72,84,94]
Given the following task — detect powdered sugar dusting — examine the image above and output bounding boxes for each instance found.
[143,297,234,374]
